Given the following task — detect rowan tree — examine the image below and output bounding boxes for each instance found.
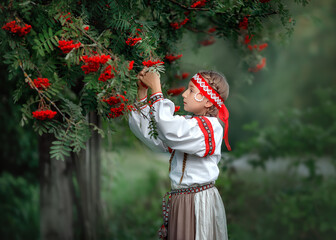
[0,0,310,158]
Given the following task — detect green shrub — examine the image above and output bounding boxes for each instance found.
[0,172,39,240]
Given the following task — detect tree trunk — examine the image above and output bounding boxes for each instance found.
[39,112,102,240]
[73,112,101,240]
[39,133,73,240]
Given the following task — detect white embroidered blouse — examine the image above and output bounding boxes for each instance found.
[128,92,224,189]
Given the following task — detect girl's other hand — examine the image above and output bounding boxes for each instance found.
[136,67,149,89]
[136,67,148,80]
[141,69,161,93]
[136,68,148,100]
[137,80,148,90]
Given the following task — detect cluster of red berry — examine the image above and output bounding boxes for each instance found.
[244,35,253,44]
[198,27,217,46]
[126,37,142,46]
[126,26,143,46]
[142,60,164,67]
[248,43,268,51]
[32,78,51,90]
[242,34,268,72]
[200,38,215,46]
[244,35,268,51]
[128,60,134,70]
[239,16,249,30]
[248,58,266,72]
[59,12,72,23]
[165,54,183,63]
[170,1,209,29]
[109,104,126,118]
[191,0,207,8]
[2,21,32,37]
[58,40,81,54]
[98,65,115,82]
[175,72,190,80]
[170,18,189,30]
[208,27,216,33]
[167,87,186,96]
[103,94,129,119]
[103,96,121,105]
[238,0,272,29]
[134,26,143,36]
[32,109,57,120]
[81,54,111,74]
[238,14,268,72]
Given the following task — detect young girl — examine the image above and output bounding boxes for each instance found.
[128,68,231,240]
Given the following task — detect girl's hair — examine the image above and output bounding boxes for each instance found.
[198,71,229,117]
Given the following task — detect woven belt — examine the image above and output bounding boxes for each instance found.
[158,183,214,239]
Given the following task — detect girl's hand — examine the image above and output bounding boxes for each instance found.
[140,68,162,93]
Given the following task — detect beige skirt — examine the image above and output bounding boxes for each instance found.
[167,187,228,240]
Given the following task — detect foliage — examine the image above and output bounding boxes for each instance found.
[228,87,336,176]
[0,172,39,240]
[99,147,169,240]
[0,0,309,159]
[0,64,39,182]
[100,169,165,240]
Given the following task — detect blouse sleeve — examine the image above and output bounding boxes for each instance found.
[149,92,223,157]
[128,97,169,153]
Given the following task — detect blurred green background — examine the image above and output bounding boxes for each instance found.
[1,0,336,239]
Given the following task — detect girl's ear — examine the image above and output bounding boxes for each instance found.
[204,99,213,108]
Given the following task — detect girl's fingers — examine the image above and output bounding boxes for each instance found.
[136,73,144,79]
[139,67,148,76]
[137,68,147,79]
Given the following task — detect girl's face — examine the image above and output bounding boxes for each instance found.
[182,81,211,115]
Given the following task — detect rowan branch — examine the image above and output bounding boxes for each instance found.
[167,0,210,11]
[75,25,118,62]
[249,11,278,18]
[18,60,76,126]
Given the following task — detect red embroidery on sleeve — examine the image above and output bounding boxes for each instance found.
[150,92,164,104]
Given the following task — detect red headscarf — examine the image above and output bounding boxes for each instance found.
[191,73,231,151]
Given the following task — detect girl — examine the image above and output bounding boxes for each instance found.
[129,68,231,240]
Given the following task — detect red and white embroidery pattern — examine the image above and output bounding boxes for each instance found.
[194,116,216,156]
[191,73,224,108]
[150,92,164,103]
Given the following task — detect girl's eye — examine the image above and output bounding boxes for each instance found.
[190,89,193,93]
